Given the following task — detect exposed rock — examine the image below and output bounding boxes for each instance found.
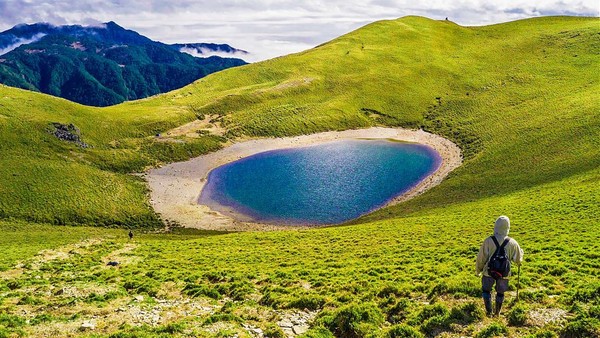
[50,122,88,148]
[277,309,318,337]
[293,325,309,335]
[80,321,96,330]
[242,324,265,337]
[278,320,293,328]
[528,308,568,327]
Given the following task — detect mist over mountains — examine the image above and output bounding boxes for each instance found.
[0,21,247,106]
[172,43,249,59]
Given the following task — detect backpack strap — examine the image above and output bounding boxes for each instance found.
[500,237,510,250]
[490,236,510,258]
[490,236,501,259]
[490,236,500,248]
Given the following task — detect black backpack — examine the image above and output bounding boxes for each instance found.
[487,236,511,280]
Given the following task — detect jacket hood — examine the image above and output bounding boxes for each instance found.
[494,216,510,237]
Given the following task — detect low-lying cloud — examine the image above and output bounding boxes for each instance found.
[0,33,47,56]
[179,47,250,60]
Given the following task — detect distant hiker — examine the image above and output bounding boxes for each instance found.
[475,215,524,316]
[128,230,133,240]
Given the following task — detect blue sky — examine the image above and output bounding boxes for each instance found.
[0,0,597,61]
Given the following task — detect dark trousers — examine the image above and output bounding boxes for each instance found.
[482,276,508,304]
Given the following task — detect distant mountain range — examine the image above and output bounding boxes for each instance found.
[0,22,247,106]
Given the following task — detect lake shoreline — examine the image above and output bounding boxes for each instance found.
[145,127,463,231]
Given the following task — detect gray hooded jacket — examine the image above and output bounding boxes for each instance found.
[476,216,524,278]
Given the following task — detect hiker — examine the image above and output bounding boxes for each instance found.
[128,230,133,240]
[475,215,524,316]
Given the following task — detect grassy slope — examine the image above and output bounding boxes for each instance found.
[0,16,599,337]
[0,221,125,271]
[0,85,223,226]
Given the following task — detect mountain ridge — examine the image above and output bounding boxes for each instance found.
[0,21,248,106]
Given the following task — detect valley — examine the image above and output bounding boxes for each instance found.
[0,15,598,337]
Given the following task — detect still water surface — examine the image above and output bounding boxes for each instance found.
[199,139,441,225]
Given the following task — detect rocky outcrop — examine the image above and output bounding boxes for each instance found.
[50,122,88,148]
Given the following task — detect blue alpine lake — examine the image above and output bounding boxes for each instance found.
[199,139,441,225]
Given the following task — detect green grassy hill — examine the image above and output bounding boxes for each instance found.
[0,16,598,337]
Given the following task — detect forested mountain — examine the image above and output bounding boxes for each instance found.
[0,22,247,106]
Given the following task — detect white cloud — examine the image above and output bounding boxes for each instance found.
[0,0,597,61]
[179,46,250,60]
[0,33,47,56]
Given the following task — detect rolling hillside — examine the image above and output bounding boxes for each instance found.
[0,16,598,337]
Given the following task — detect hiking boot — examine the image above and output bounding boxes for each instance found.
[494,300,503,316]
[483,295,493,316]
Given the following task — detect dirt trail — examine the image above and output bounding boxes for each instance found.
[155,114,226,142]
[101,243,140,267]
[0,238,105,279]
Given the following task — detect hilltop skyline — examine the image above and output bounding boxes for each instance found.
[0,1,598,61]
